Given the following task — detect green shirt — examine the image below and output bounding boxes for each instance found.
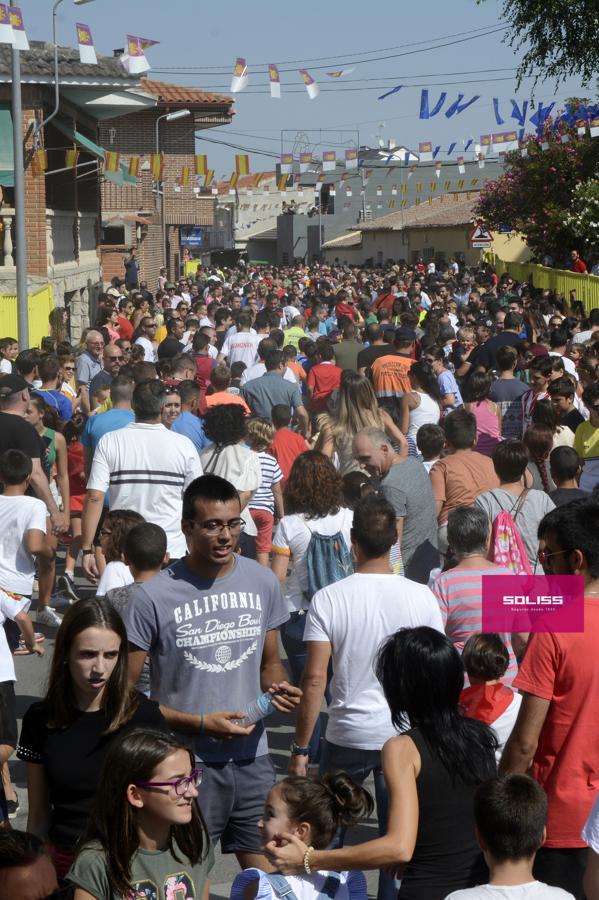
[283,325,306,350]
[67,839,214,900]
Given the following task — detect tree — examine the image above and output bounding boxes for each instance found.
[474,117,599,263]
[478,0,599,86]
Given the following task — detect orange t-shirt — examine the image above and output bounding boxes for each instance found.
[513,598,599,847]
[204,392,251,415]
[371,352,414,398]
[429,451,499,524]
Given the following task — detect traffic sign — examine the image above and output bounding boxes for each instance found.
[469,223,493,248]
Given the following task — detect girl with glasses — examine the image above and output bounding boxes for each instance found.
[67,729,213,900]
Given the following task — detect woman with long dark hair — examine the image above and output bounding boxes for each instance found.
[265,627,497,900]
[67,729,213,900]
[399,360,442,443]
[462,370,502,457]
[17,600,166,878]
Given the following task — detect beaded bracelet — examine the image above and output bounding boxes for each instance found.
[303,846,314,875]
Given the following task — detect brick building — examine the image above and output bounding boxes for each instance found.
[99,78,233,291]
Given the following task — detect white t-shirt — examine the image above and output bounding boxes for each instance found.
[199,443,262,537]
[0,495,47,595]
[272,508,354,612]
[220,331,262,368]
[548,351,578,380]
[491,692,522,762]
[87,422,202,558]
[134,336,157,363]
[96,560,133,598]
[0,359,12,374]
[240,362,298,386]
[0,588,31,681]
[583,790,599,852]
[445,882,574,900]
[304,572,444,749]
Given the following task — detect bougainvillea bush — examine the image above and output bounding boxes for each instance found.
[475,118,599,263]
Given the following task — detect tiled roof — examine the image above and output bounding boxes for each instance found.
[214,172,277,194]
[0,42,138,83]
[357,192,480,231]
[141,79,233,107]
[322,231,363,249]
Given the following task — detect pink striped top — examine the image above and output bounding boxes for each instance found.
[432,565,518,684]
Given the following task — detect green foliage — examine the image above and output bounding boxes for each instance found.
[478,0,599,86]
[474,119,599,261]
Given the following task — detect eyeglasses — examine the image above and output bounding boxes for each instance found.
[135,767,203,797]
[62,365,75,371]
[536,547,572,567]
[88,341,104,347]
[106,355,124,362]
[188,518,246,535]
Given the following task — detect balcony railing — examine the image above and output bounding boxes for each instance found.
[0,209,98,268]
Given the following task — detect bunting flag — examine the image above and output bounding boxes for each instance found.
[391,184,397,195]
[204,169,214,187]
[211,183,218,195]
[0,6,14,45]
[477,153,485,168]
[415,197,421,206]
[299,151,312,173]
[416,182,422,193]
[479,134,491,154]
[277,175,288,192]
[65,147,78,169]
[444,180,451,190]
[590,117,599,138]
[519,140,528,158]
[194,155,208,176]
[104,150,120,173]
[504,130,519,151]
[180,165,190,186]
[577,120,587,137]
[388,199,396,208]
[317,173,326,183]
[401,199,408,208]
[235,154,250,176]
[280,153,293,174]
[150,153,163,181]
[322,150,336,171]
[230,57,248,93]
[299,69,319,100]
[540,140,550,151]
[376,185,382,196]
[326,67,355,77]
[457,179,465,189]
[252,172,263,188]
[229,172,239,191]
[471,178,479,186]
[418,142,433,162]
[329,185,336,197]
[434,163,442,179]
[76,23,96,65]
[401,183,407,193]
[345,148,358,170]
[297,186,304,197]
[268,64,281,99]
[128,157,140,178]
[408,165,416,180]
[123,36,157,74]
[31,148,47,177]
[346,185,352,197]
[428,197,433,205]
[457,155,465,174]
[8,6,27,50]
[430,181,436,192]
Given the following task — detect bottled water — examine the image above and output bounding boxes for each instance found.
[242,691,276,725]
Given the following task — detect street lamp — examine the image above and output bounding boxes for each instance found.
[155,108,191,276]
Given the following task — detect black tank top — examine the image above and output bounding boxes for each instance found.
[398,727,488,900]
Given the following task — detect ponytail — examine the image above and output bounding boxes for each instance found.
[278,774,373,849]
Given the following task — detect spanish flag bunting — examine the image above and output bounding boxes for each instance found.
[128,157,140,178]
[416,182,422,193]
[415,197,421,206]
[229,172,239,189]
[204,169,214,187]
[235,154,250,176]
[470,178,479,186]
[401,183,407,194]
[65,147,78,169]
[31,148,47,176]
[104,150,120,173]
[430,182,436,192]
[467,191,472,200]
[252,172,263,188]
[181,165,190,186]
[444,180,451,191]
[150,153,163,181]
[388,199,395,208]
[278,174,288,192]
[457,179,465,189]
[428,197,433,205]
[401,199,408,208]
[453,193,459,201]
[194,155,208,176]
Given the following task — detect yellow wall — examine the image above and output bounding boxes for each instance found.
[0,285,54,348]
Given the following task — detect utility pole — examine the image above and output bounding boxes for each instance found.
[11,31,28,346]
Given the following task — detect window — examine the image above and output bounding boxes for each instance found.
[101,225,125,246]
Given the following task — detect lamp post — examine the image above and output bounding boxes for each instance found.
[155,108,191,278]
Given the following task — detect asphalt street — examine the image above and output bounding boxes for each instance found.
[11,559,380,899]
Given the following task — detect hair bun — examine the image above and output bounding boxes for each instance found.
[319,773,374,828]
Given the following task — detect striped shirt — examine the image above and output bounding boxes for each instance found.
[249,451,283,514]
[431,566,518,684]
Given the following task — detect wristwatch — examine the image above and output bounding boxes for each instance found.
[82,548,94,556]
[290,740,310,756]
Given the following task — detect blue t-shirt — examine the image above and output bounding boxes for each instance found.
[80,409,135,452]
[171,411,209,452]
[32,389,72,422]
[437,370,463,410]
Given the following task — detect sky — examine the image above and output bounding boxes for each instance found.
[30,0,592,175]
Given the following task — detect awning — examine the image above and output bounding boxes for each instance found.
[103,214,153,226]
[0,103,14,187]
[52,118,137,186]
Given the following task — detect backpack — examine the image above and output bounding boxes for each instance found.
[489,489,533,575]
[267,872,342,900]
[303,526,354,602]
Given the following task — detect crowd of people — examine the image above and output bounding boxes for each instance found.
[1,254,599,899]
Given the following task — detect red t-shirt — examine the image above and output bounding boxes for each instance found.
[513,598,599,847]
[192,354,216,393]
[572,258,587,273]
[307,362,343,413]
[270,428,309,484]
[335,301,356,322]
[117,316,134,341]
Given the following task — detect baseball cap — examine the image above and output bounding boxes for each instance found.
[0,374,30,397]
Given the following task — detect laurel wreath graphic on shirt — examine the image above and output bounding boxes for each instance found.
[183,641,258,672]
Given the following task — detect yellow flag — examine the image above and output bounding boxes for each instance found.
[235,154,250,176]
[194,154,208,176]
[104,150,120,173]
[181,165,190,186]
[150,153,163,181]
[65,147,78,168]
